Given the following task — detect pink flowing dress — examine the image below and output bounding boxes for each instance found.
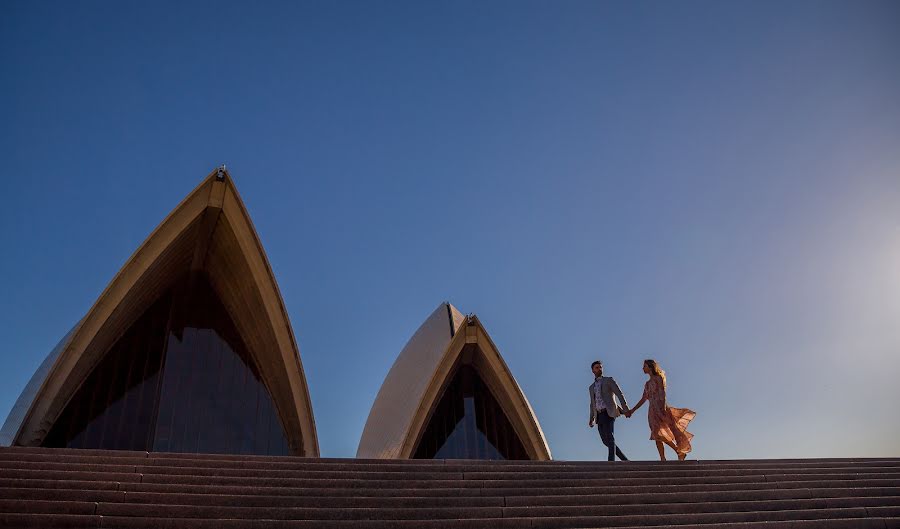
[643,376,695,455]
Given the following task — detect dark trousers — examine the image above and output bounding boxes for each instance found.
[596,410,628,461]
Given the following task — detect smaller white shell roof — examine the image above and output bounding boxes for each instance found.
[357,302,551,460]
[357,302,465,459]
[0,324,79,447]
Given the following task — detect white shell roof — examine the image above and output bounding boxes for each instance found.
[357,302,465,459]
[357,302,551,460]
[0,325,79,447]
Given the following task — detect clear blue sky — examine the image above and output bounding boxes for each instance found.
[2,1,899,461]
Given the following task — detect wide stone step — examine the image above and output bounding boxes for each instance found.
[0,514,99,529]
[134,473,900,489]
[0,469,141,483]
[0,488,503,508]
[118,487,900,508]
[90,498,900,520]
[0,478,121,491]
[7,461,897,481]
[5,469,897,492]
[3,447,897,467]
[503,486,900,506]
[2,476,899,500]
[0,454,900,479]
[3,449,898,471]
[123,477,900,495]
[5,446,895,464]
[0,488,126,503]
[0,512,896,528]
[2,477,897,501]
[2,475,899,497]
[2,485,896,509]
[3,497,899,521]
[535,507,900,528]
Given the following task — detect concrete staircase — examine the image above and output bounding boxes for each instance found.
[0,447,897,528]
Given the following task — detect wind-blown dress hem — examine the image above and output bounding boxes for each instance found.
[643,376,695,455]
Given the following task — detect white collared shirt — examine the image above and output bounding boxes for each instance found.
[592,377,606,412]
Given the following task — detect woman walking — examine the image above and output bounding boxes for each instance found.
[625,360,696,461]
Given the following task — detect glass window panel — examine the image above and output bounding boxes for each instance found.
[45,274,293,456]
[414,363,529,460]
[43,292,170,451]
[151,275,290,456]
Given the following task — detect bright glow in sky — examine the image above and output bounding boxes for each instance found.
[1,0,899,460]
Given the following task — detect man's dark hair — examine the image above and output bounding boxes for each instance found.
[591,361,602,368]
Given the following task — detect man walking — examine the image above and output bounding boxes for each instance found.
[589,360,629,461]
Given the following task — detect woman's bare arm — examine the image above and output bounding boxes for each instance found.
[626,396,647,417]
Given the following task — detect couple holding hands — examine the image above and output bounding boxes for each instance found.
[588,359,696,461]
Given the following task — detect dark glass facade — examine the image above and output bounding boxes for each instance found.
[413,362,528,460]
[43,274,290,455]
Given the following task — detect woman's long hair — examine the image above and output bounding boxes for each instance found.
[644,359,666,388]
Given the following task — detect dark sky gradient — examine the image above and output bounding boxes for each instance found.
[2,1,899,460]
